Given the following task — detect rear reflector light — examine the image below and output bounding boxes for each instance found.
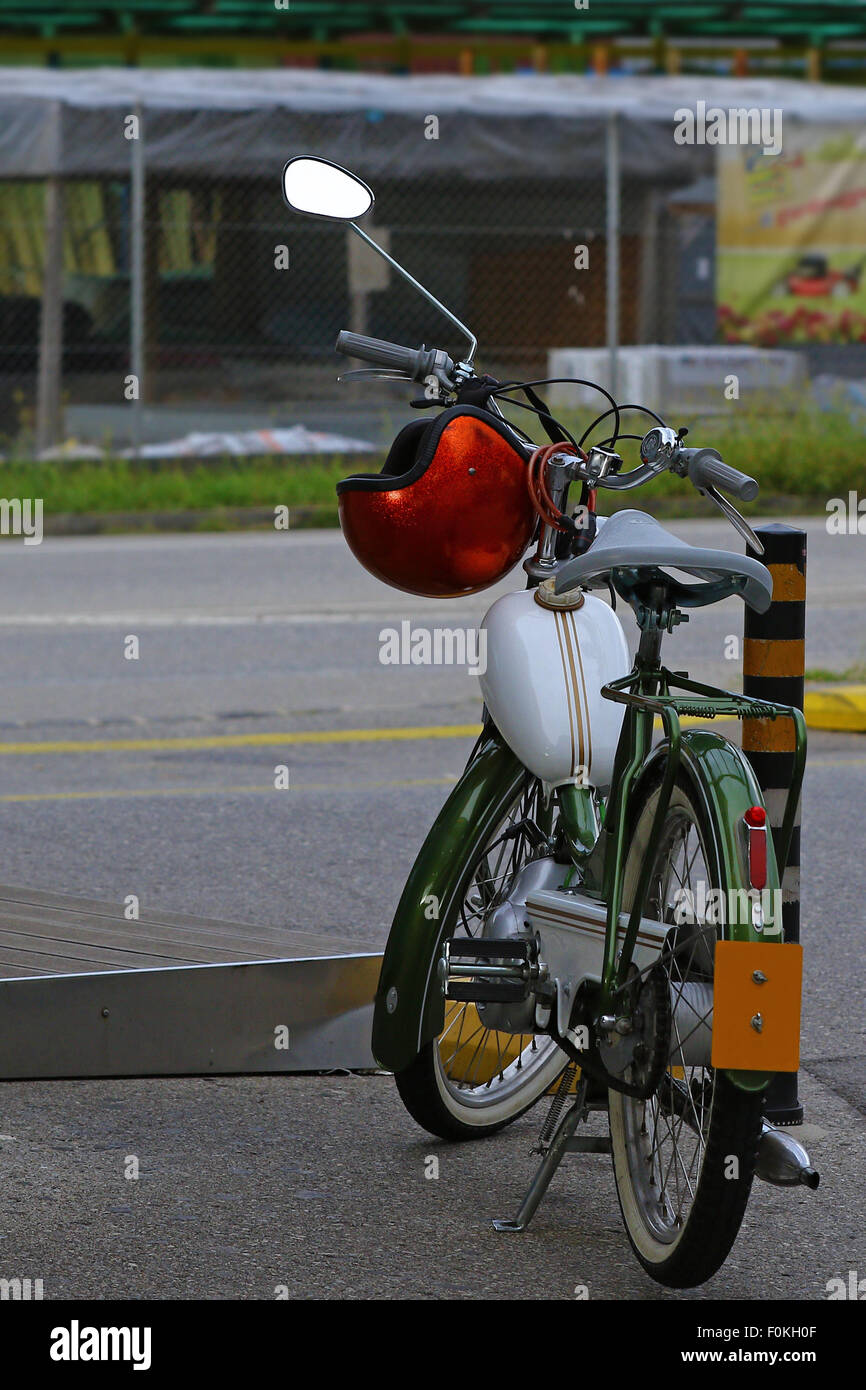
[744,806,767,889]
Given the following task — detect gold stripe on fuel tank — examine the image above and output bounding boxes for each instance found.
[558,607,585,777]
[553,611,578,779]
[568,608,593,780]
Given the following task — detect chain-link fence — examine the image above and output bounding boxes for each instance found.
[14,117,866,460]
[0,128,716,459]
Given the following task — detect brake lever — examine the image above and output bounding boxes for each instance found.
[337,368,415,383]
[700,484,765,556]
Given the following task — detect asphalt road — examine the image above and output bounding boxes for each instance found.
[0,521,864,1301]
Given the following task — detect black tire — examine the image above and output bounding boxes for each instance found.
[394,776,568,1142]
[608,771,765,1288]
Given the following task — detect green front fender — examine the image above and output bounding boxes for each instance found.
[372,729,525,1073]
[635,728,785,1094]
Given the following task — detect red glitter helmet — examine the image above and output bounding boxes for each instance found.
[336,407,536,597]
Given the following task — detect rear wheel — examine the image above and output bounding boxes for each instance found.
[395,775,568,1140]
[608,773,764,1288]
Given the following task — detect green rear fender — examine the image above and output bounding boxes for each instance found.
[372,730,524,1073]
[635,729,784,1094]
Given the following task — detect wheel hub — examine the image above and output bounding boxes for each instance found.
[599,965,670,1097]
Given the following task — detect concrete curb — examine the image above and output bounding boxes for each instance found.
[804,686,866,733]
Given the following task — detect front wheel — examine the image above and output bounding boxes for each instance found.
[395,774,568,1140]
[608,773,764,1288]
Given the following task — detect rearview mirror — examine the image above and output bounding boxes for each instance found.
[281,152,476,368]
[282,157,374,222]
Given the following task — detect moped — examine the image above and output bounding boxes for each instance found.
[283,156,818,1289]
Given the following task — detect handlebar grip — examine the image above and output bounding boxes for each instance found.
[685,448,759,503]
[335,331,426,378]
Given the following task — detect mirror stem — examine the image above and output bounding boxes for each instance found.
[349,223,477,366]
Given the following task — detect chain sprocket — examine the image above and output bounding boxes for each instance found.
[559,965,671,1101]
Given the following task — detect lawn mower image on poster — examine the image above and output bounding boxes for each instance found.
[774,253,866,298]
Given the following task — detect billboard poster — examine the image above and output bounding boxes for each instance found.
[717,123,866,346]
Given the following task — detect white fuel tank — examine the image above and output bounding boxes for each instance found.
[479,580,630,792]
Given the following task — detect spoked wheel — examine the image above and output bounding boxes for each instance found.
[608,774,764,1288]
[395,775,568,1140]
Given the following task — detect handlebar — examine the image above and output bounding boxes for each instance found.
[677,447,759,503]
[594,463,663,492]
[332,344,760,508]
[335,331,455,386]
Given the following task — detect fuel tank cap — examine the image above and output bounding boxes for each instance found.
[534,578,585,612]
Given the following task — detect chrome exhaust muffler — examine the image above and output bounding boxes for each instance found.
[755,1122,819,1190]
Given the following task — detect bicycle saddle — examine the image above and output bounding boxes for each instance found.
[554,509,773,614]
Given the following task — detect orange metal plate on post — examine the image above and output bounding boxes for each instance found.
[711,941,803,1073]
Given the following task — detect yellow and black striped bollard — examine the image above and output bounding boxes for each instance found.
[743,523,806,1126]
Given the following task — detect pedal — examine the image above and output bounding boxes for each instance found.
[444,936,537,1005]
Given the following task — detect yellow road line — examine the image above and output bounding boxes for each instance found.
[0,716,748,757]
[0,693,860,760]
[0,724,482,756]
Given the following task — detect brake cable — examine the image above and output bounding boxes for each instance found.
[493,377,622,451]
[527,440,588,534]
[578,402,666,451]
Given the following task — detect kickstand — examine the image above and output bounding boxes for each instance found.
[493,1074,611,1233]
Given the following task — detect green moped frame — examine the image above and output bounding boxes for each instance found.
[372,669,805,1092]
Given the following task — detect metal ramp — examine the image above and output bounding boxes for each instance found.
[0,884,381,1078]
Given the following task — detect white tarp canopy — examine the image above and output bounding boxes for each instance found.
[2,69,864,181]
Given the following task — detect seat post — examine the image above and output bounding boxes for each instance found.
[633,579,682,670]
